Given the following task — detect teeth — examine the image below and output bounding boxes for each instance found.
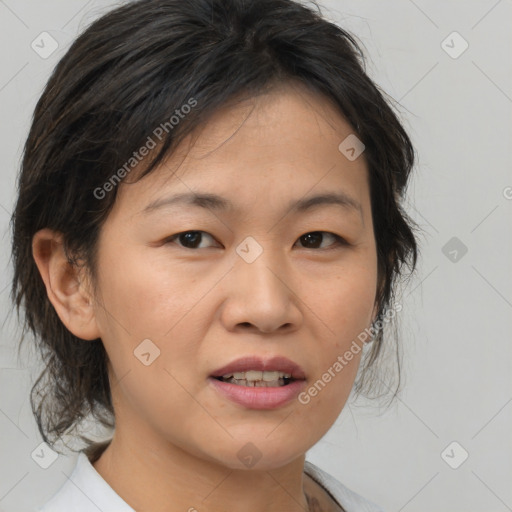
[216,370,295,387]
[224,378,287,387]
[228,370,292,381]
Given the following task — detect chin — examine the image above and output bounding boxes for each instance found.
[205,439,308,472]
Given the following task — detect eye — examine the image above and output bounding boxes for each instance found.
[164,230,220,249]
[295,231,348,250]
[164,230,348,251]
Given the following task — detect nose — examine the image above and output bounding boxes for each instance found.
[219,246,303,335]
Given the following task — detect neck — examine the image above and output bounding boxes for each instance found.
[92,428,313,512]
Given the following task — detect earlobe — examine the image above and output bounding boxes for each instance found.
[32,228,101,341]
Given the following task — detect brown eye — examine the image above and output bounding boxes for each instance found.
[296,231,347,250]
[165,231,219,249]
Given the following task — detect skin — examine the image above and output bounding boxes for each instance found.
[32,81,379,512]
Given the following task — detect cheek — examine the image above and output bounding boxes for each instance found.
[289,348,362,451]
[93,243,199,341]
[309,255,378,344]
[115,358,192,422]
[92,245,209,406]
[289,257,376,429]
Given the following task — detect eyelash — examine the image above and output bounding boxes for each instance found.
[163,230,349,251]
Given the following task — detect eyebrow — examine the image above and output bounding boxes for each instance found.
[140,191,363,218]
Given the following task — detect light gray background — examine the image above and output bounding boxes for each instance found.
[1,1,511,511]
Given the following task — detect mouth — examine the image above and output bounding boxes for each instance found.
[208,355,307,408]
[210,355,306,385]
[212,370,297,387]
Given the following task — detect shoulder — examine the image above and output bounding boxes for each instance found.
[34,451,134,512]
[304,460,385,512]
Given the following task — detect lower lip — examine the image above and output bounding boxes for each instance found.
[208,377,306,410]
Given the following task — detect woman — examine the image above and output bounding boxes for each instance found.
[11,0,418,510]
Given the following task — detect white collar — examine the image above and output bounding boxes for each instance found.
[39,452,382,512]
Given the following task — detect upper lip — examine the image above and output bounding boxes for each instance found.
[210,355,306,380]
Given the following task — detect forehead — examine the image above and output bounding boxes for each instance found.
[178,82,359,163]
[114,82,370,219]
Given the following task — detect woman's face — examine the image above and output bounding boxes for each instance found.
[89,83,378,470]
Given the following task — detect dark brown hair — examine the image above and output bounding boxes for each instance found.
[10,0,419,455]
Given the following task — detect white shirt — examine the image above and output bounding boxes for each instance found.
[35,452,384,512]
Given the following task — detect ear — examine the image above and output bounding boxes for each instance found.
[32,228,101,341]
